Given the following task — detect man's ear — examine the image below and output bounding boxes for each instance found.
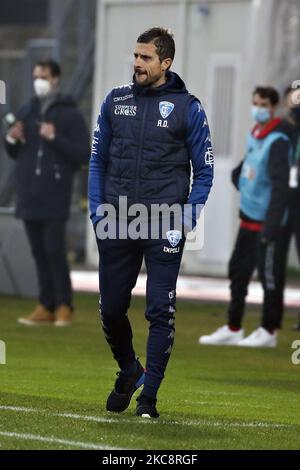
[162,58,172,72]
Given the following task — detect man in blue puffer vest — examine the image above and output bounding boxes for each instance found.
[89,27,213,418]
[199,86,291,348]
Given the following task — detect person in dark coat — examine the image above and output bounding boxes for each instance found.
[199,86,291,347]
[5,59,90,326]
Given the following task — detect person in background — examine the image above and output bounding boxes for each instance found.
[5,59,90,326]
[199,86,291,347]
[276,86,300,330]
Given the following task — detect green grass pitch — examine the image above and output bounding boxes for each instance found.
[0,293,300,450]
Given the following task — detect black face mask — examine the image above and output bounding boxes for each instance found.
[290,106,300,123]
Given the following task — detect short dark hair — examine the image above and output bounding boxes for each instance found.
[137,27,175,62]
[35,59,61,78]
[252,86,279,106]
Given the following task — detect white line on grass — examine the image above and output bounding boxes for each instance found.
[178,420,288,429]
[0,405,37,413]
[0,406,115,423]
[56,412,289,429]
[0,405,291,429]
[0,431,120,450]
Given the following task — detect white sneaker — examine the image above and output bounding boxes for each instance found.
[199,325,244,346]
[237,327,277,348]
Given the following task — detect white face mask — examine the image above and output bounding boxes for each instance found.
[33,78,52,98]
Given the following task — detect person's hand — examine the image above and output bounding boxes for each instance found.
[39,122,56,141]
[7,121,25,143]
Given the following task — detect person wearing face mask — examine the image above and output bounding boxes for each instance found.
[4,59,90,326]
[199,86,291,348]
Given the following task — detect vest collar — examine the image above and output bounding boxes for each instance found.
[252,117,282,139]
[133,71,187,97]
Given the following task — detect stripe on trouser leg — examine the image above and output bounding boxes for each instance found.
[265,242,275,290]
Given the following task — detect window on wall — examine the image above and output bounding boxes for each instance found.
[207,55,240,159]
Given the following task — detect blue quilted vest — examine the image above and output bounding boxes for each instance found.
[104,72,194,209]
[239,131,290,221]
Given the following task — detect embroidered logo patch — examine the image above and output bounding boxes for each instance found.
[159,101,174,119]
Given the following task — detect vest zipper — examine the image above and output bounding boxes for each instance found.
[135,100,149,201]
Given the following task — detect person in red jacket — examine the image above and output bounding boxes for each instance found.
[199,86,291,348]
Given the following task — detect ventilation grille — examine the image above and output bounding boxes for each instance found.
[209,64,237,158]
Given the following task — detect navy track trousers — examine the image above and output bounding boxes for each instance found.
[96,234,185,398]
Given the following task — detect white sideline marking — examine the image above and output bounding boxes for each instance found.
[0,405,290,429]
[0,406,115,423]
[0,405,37,413]
[55,411,117,423]
[0,431,118,450]
[178,420,288,429]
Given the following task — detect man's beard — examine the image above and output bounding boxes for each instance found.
[135,71,161,87]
